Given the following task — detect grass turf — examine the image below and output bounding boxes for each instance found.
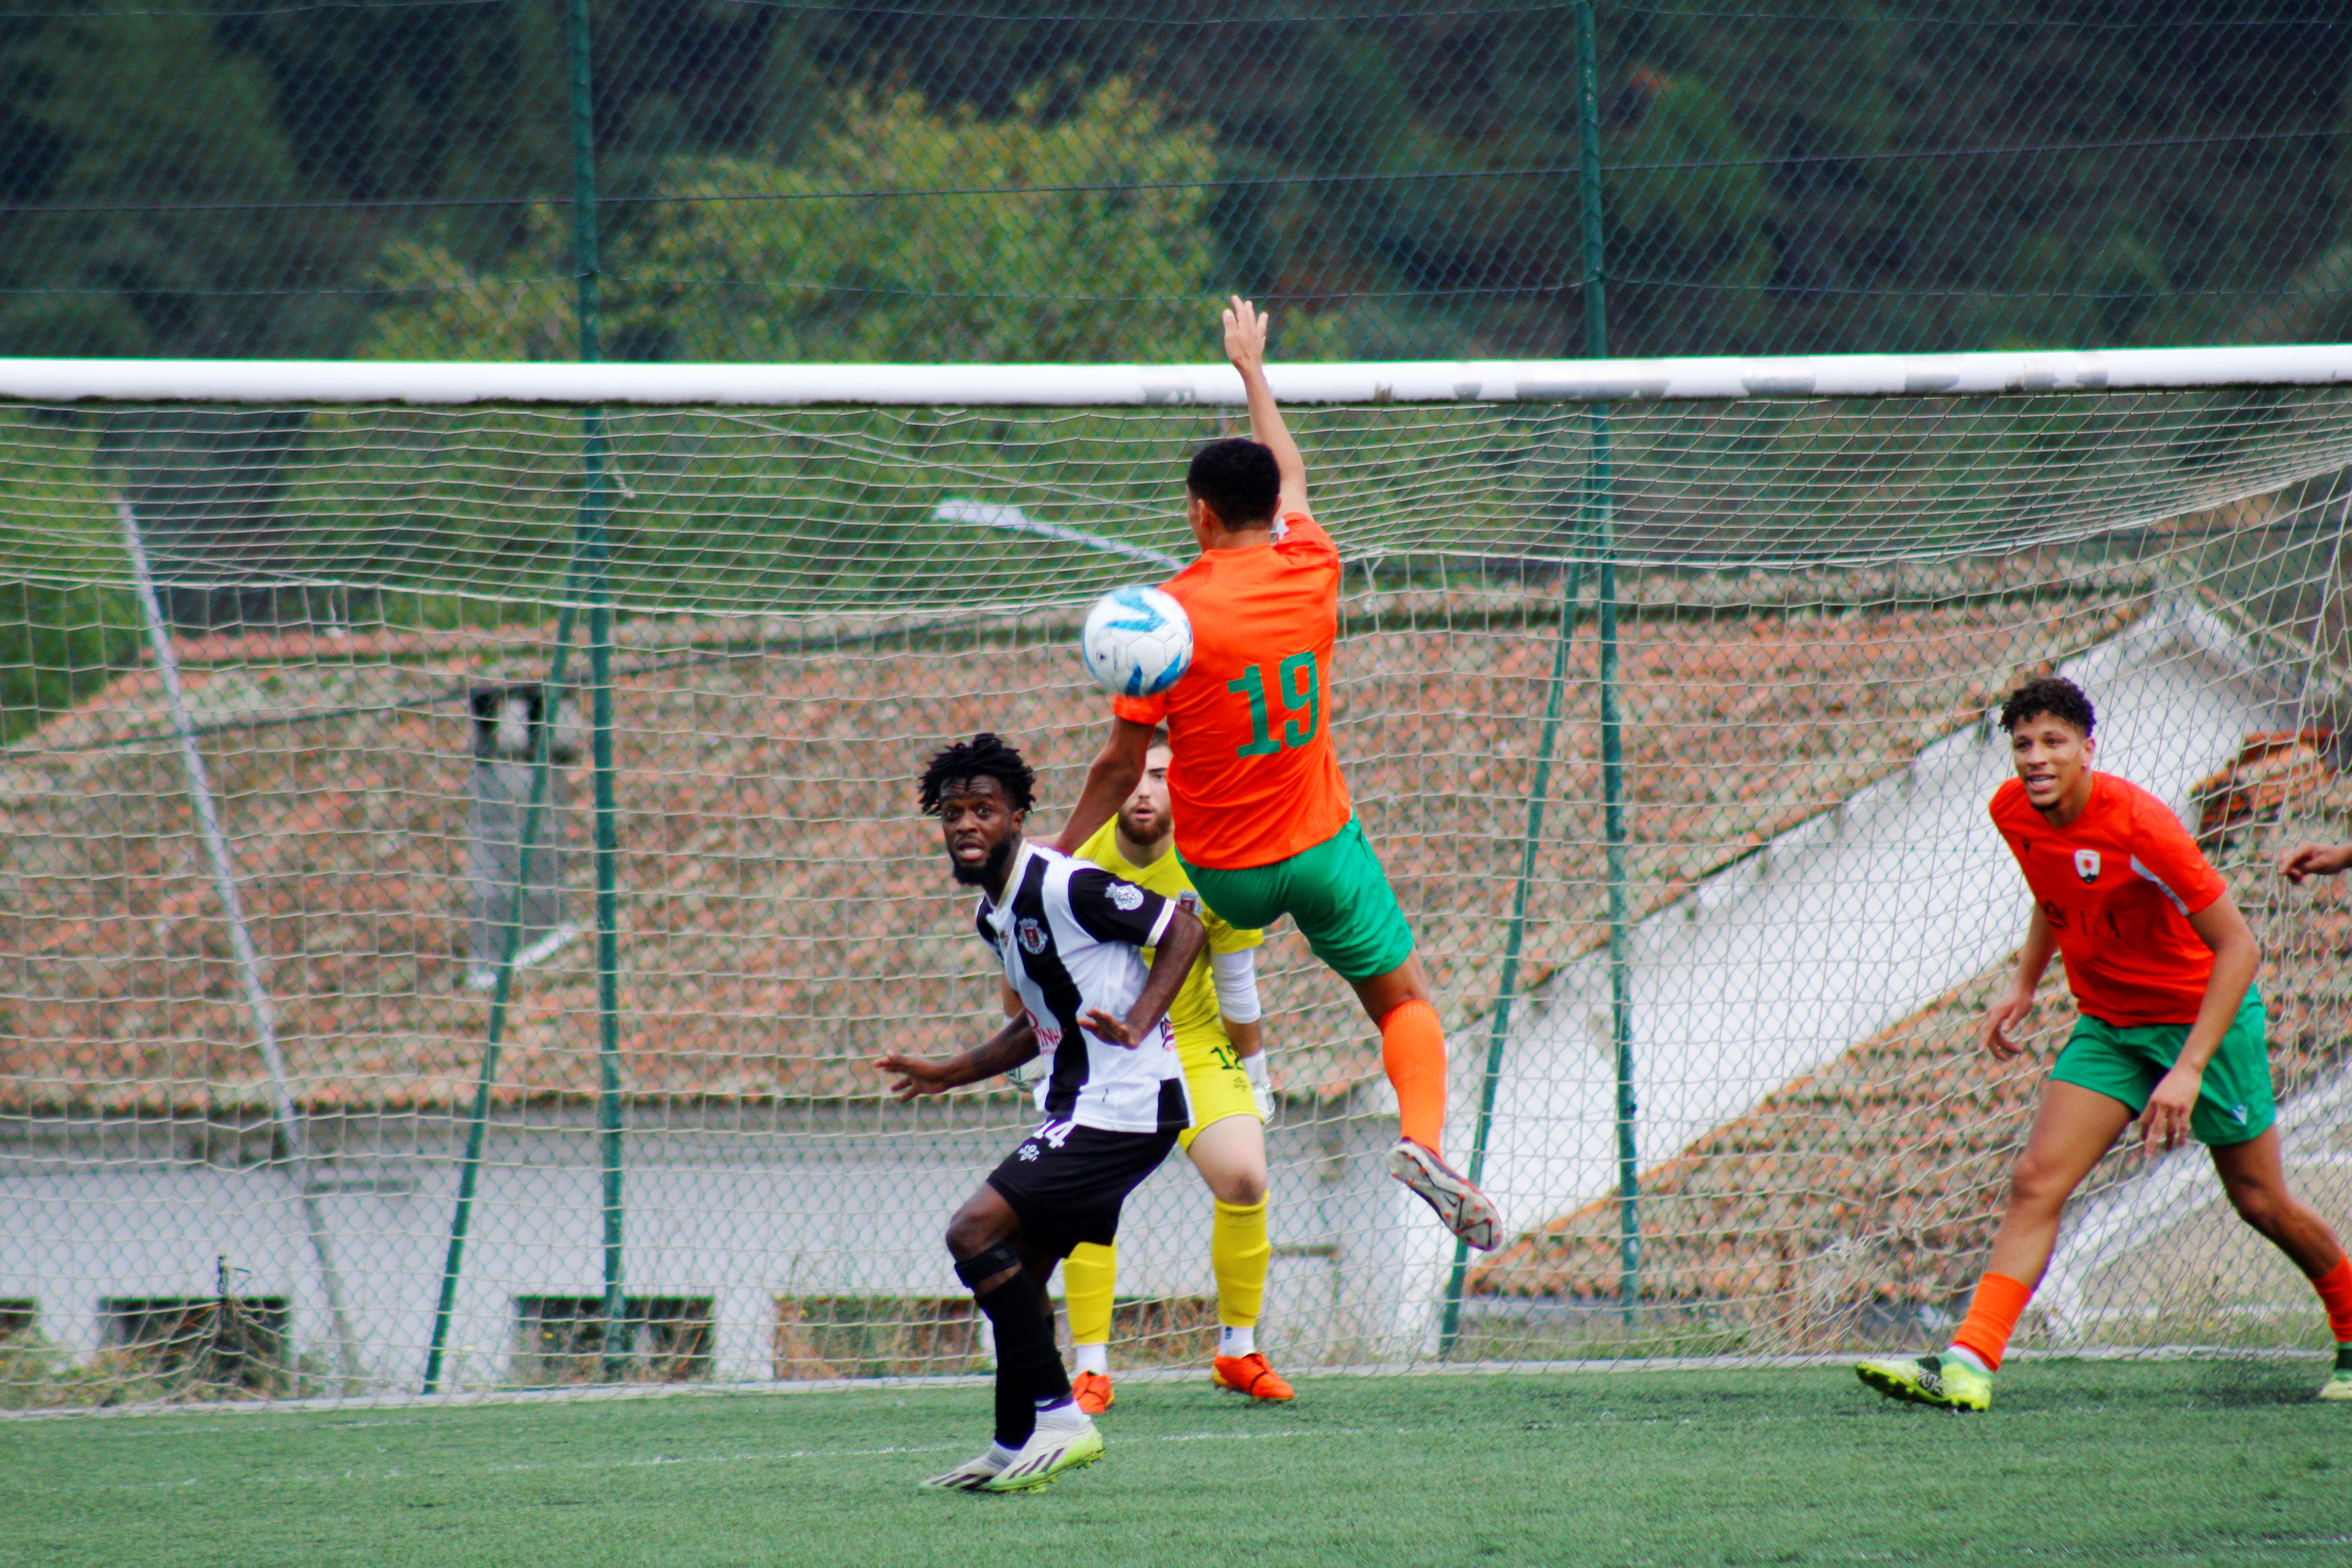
[4,1360,2347,1567]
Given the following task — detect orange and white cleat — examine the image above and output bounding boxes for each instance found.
[1072,1369,1114,1415]
[1210,1352,1295,1402]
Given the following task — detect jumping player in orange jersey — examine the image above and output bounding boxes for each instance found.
[1054,297,1501,1252]
[1856,676,2352,1411]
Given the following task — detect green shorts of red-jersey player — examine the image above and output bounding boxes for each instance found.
[1180,818,1415,983]
[2050,987,2275,1147]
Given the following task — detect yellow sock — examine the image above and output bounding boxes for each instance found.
[1063,1240,1116,1352]
[1211,1198,1271,1336]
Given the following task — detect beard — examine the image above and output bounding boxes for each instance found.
[1118,806,1171,852]
[949,834,1017,889]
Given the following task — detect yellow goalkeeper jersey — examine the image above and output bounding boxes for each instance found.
[1073,818,1262,1055]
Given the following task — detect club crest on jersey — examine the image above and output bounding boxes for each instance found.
[2074,849,2101,884]
[1109,883,1145,911]
[1017,917,1047,954]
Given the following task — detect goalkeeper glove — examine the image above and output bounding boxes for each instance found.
[1242,1052,1273,1120]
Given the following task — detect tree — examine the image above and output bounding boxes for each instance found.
[359,78,1227,365]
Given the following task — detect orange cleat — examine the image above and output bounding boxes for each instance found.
[1072,1369,1114,1415]
[1210,1352,1295,1402]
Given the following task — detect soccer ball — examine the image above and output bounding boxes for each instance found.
[1080,586,1193,698]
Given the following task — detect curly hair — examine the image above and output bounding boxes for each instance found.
[1999,675,2095,737]
[917,732,1037,815]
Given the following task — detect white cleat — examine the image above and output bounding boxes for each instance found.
[919,1448,1010,1491]
[1388,1138,1502,1250]
[981,1415,1105,1492]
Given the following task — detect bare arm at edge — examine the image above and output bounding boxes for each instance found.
[2279,842,2352,882]
[1224,297,1308,519]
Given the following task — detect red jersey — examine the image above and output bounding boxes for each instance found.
[1989,772,2229,1026]
[1111,512,1352,870]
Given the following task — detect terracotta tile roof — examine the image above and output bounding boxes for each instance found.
[1469,767,2352,1315]
[0,568,2150,1113]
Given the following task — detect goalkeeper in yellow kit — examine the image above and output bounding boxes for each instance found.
[1019,729,1293,1407]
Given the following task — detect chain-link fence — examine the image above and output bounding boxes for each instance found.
[5,4,2352,1407]
[4,3,2348,368]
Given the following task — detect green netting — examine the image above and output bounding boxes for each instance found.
[1,382,2351,1404]
[6,0,2352,1410]
[5,388,2351,617]
[5,3,2350,366]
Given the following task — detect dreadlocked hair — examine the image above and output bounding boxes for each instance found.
[917,732,1038,816]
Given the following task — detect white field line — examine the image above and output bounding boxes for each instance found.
[4,1342,2328,1423]
[27,1384,2294,1496]
[22,1426,1336,1494]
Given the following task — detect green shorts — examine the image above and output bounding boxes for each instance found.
[2050,987,2275,1147]
[1180,818,1416,983]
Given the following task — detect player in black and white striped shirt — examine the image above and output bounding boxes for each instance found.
[878,733,1204,1494]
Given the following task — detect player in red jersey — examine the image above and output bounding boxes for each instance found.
[1857,676,2352,1410]
[1054,298,1501,1251]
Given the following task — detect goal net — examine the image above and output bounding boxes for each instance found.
[4,348,2351,1405]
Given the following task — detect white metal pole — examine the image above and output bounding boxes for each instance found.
[9,343,2352,409]
[114,494,364,1388]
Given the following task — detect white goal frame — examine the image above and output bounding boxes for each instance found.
[1,344,2349,409]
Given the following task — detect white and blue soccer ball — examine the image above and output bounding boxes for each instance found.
[1080,586,1193,697]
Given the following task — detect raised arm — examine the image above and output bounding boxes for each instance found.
[1224,297,1308,518]
[1053,715,1155,855]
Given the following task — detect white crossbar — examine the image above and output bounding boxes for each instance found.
[0,345,2348,408]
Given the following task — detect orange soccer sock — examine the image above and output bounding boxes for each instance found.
[1379,998,1448,1154]
[1949,1272,2034,1373]
[2313,1255,2352,1345]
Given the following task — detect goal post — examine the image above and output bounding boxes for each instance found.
[7,344,2352,406]
[3,348,2351,1405]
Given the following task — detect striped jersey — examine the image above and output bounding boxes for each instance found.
[973,840,1193,1134]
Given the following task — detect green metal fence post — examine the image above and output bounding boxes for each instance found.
[562,0,631,1377]
[1436,559,1585,1357]
[421,611,579,1394]
[1573,0,1639,1325]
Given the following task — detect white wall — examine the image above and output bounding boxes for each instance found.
[3,601,2316,1382]
[1467,600,2302,1259]
[0,1110,1441,1387]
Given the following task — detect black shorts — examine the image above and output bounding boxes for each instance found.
[984,1121,1180,1259]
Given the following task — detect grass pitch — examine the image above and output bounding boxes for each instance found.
[5,1359,2348,1567]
